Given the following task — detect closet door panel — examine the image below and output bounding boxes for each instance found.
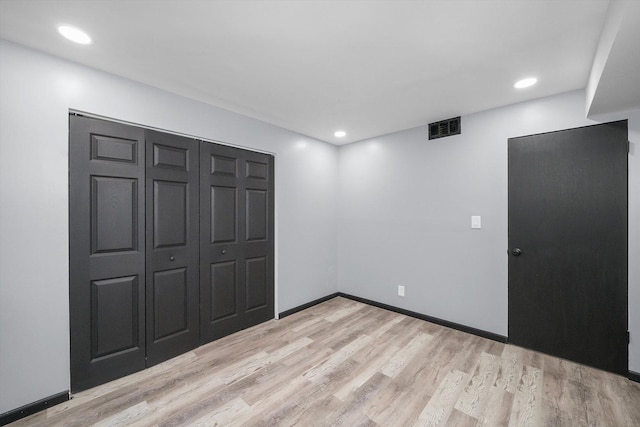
[209,260,238,321]
[200,142,274,343]
[242,150,274,327]
[70,115,146,392]
[91,276,140,358]
[210,186,237,243]
[145,130,200,366]
[245,256,268,311]
[200,144,243,341]
[152,267,188,340]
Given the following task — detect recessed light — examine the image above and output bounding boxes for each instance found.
[514,77,537,89]
[334,130,346,138]
[57,25,92,45]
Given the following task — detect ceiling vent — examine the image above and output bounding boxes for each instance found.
[428,116,461,140]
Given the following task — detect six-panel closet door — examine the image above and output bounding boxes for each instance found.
[145,130,200,366]
[70,115,274,392]
[199,142,274,343]
[70,116,147,391]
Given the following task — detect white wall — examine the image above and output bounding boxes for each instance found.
[338,90,640,372]
[0,40,339,413]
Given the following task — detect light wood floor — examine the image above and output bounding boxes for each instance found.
[11,297,640,426]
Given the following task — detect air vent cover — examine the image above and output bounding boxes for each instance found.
[428,116,461,140]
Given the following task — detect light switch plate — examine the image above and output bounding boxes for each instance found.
[471,216,481,229]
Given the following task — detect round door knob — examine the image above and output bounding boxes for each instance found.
[512,248,522,257]
[169,256,175,261]
[221,249,227,254]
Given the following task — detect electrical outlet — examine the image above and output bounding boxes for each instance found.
[398,285,405,297]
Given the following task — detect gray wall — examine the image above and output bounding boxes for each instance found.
[0,40,339,413]
[338,90,640,372]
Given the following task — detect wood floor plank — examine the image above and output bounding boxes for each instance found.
[417,369,471,426]
[319,372,390,427]
[380,332,433,378]
[446,408,480,427]
[303,334,373,383]
[93,401,150,427]
[244,376,334,425]
[508,365,543,427]
[333,342,400,401]
[367,312,404,339]
[366,369,434,427]
[10,297,640,427]
[324,300,364,322]
[454,352,500,419]
[185,397,249,427]
[477,385,513,426]
[495,345,524,394]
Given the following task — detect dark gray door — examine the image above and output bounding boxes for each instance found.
[69,115,146,391]
[508,120,628,375]
[145,131,200,366]
[200,142,274,343]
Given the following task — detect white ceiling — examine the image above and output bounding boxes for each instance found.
[0,0,637,145]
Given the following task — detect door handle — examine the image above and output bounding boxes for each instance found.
[221,249,227,254]
[512,248,522,256]
[169,256,175,261]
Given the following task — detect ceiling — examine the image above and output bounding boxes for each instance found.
[0,0,637,145]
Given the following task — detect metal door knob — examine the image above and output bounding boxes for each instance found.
[512,248,522,256]
[221,249,227,254]
[169,256,175,261]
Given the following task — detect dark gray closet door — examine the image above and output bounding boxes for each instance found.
[508,120,628,375]
[71,116,274,389]
[200,142,274,343]
[145,131,200,365]
[69,115,146,392]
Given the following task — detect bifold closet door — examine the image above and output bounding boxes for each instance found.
[70,115,146,391]
[200,142,274,343]
[145,130,200,366]
[71,115,275,390]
